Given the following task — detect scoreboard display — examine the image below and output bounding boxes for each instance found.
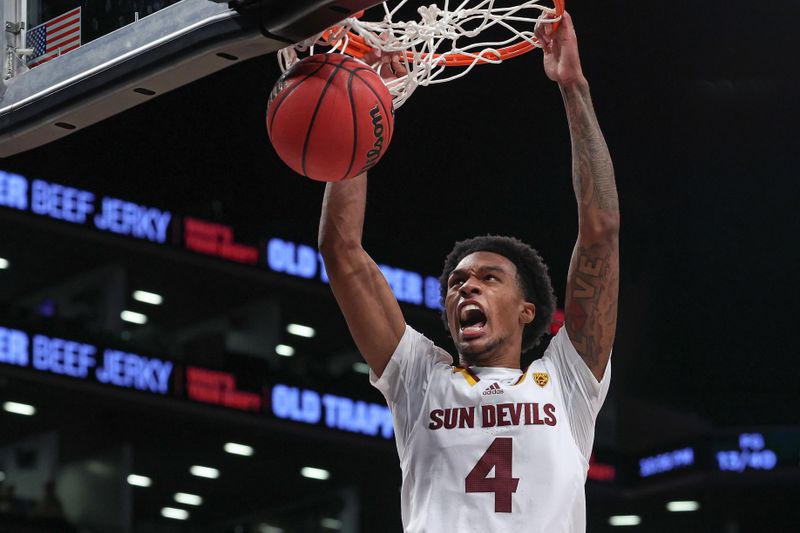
[712,431,800,473]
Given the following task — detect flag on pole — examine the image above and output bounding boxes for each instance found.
[26,7,82,68]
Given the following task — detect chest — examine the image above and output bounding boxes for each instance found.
[422,365,563,439]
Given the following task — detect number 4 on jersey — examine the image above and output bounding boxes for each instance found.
[465,437,520,512]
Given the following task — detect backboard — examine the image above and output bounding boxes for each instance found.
[0,0,383,157]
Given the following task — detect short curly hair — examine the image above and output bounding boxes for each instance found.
[439,235,557,353]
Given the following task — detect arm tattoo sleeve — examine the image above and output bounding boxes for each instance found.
[561,82,620,378]
[563,83,619,213]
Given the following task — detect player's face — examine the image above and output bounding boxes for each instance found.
[444,251,535,366]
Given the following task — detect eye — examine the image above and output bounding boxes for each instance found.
[448,277,464,288]
[484,274,497,281]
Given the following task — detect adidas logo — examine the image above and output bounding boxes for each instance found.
[482,382,504,396]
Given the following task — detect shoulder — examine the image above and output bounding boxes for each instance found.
[540,326,611,404]
[372,325,453,389]
[395,325,453,362]
[542,326,594,375]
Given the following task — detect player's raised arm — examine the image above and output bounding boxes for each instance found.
[318,51,408,378]
[536,12,620,381]
[319,173,406,378]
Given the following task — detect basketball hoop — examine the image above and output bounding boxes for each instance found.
[278,0,564,108]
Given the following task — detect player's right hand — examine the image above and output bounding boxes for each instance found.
[362,48,408,81]
[534,11,586,86]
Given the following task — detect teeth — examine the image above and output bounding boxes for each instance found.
[460,304,481,321]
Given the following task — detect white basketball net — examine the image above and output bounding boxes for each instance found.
[277,0,561,109]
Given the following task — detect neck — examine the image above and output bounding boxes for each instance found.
[460,357,521,369]
[459,342,522,369]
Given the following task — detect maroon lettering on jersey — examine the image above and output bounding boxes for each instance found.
[429,409,444,430]
[481,405,496,427]
[457,406,476,428]
[543,403,557,426]
[465,437,519,513]
[496,404,511,426]
[432,403,554,430]
[523,403,534,425]
[499,403,523,426]
[532,402,543,425]
[429,407,476,430]
[444,408,459,429]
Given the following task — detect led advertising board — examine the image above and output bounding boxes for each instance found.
[638,447,695,478]
[183,217,259,265]
[0,171,172,243]
[1,325,173,394]
[266,237,442,310]
[0,170,441,311]
[271,384,393,439]
[0,324,393,441]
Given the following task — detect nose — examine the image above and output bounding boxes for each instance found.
[458,276,482,297]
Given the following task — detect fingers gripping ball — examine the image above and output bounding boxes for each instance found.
[267,53,395,182]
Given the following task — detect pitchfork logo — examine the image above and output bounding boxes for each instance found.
[533,372,550,388]
[482,382,504,396]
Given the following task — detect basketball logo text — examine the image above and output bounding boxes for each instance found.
[268,72,291,107]
[359,105,385,173]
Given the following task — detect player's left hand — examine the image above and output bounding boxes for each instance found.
[534,11,586,86]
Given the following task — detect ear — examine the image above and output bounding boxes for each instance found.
[519,301,536,326]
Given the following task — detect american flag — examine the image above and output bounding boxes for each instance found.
[26,7,82,68]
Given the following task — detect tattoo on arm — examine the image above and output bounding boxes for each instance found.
[563,84,619,214]
[566,243,618,373]
[561,84,620,378]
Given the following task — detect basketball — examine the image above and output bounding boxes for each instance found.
[266,53,395,182]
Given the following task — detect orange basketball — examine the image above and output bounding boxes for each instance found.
[267,53,394,182]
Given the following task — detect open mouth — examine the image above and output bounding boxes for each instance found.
[459,303,487,336]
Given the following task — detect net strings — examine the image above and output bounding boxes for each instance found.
[278,0,560,108]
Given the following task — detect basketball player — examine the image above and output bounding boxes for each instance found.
[318,12,618,532]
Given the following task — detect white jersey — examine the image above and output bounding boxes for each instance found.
[370,325,611,533]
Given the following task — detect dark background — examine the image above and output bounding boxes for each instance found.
[1,0,799,531]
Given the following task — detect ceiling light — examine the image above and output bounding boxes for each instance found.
[0,257,8,269]
[3,401,35,416]
[120,310,147,325]
[161,507,189,520]
[174,492,203,506]
[287,323,315,338]
[667,500,700,512]
[352,362,370,375]
[301,466,330,480]
[609,515,641,526]
[133,290,163,305]
[224,442,254,456]
[275,344,295,357]
[189,465,219,479]
[320,517,342,530]
[126,474,152,487]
